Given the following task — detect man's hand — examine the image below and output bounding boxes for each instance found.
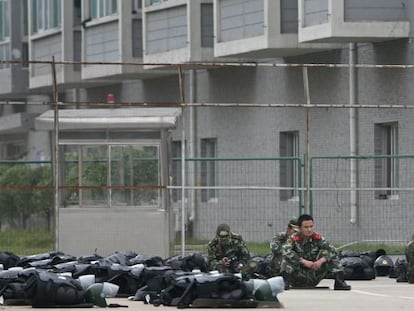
[299,257,327,270]
[310,257,327,270]
[299,258,314,269]
[220,257,231,266]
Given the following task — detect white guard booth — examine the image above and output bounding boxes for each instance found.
[35,108,181,258]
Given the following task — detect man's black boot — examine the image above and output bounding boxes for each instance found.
[282,271,290,290]
[396,263,408,283]
[334,271,351,290]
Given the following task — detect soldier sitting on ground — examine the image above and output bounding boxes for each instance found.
[270,218,299,277]
[406,235,414,283]
[281,214,351,290]
[207,224,251,275]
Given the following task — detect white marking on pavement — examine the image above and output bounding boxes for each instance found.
[353,289,414,300]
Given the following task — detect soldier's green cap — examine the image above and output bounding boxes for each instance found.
[216,223,231,237]
[287,218,299,230]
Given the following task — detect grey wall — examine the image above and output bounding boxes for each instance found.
[136,40,414,244]
[218,0,264,42]
[59,208,169,257]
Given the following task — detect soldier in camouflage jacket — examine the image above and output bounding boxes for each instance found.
[270,218,298,276]
[207,224,250,274]
[281,214,351,290]
[406,235,414,283]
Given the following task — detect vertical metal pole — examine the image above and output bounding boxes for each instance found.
[349,43,358,224]
[188,69,197,233]
[178,65,186,256]
[302,67,311,214]
[51,56,60,251]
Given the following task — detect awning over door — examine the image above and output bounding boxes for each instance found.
[35,108,181,130]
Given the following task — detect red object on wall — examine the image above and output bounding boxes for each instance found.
[107,93,115,104]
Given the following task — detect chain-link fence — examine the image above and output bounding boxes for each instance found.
[310,155,414,249]
[1,154,413,256]
[173,154,414,254]
[171,157,304,254]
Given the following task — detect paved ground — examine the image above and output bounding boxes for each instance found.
[2,277,413,310]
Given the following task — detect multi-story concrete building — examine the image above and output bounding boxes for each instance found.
[1,0,414,251]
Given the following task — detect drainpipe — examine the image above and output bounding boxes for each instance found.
[188,70,197,235]
[349,43,358,224]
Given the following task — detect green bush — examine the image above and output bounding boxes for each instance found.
[0,164,53,230]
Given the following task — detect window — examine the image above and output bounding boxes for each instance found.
[74,0,81,26]
[22,0,28,36]
[90,0,117,20]
[171,141,187,202]
[0,43,10,69]
[32,0,62,34]
[0,0,9,41]
[280,131,299,201]
[200,138,217,202]
[62,143,160,207]
[201,3,213,47]
[132,0,142,12]
[21,42,29,67]
[374,123,398,199]
[0,140,26,160]
[132,19,143,58]
[148,0,162,5]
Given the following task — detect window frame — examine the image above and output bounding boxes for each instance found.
[279,130,300,201]
[374,122,399,199]
[171,140,187,202]
[31,0,62,34]
[0,0,10,41]
[0,42,10,69]
[90,0,118,20]
[200,138,217,203]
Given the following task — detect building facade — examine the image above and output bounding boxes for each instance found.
[1,0,414,248]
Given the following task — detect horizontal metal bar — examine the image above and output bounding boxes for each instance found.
[2,100,414,109]
[167,186,303,190]
[337,240,408,249]
[172,156,302,161]
[168,186,414,191]
[2,59,414,69]
[182,103,414,108]
[311,154,414,160]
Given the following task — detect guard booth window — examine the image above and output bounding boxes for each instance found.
[374,122,398,199]
[61,143,160,207]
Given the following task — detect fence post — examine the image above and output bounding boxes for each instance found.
[303,67,311,214]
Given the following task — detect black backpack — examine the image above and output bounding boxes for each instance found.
[24,270,86,307]
[160,273,250,307]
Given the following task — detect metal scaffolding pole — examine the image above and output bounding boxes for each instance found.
[51,56,60,252]
[302,67,311,214]
[178,65,187,256]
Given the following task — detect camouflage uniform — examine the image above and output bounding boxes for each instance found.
[406,236,414,283]
[281,231,343,287]
[207,233,250,274]
[270,232,289,276]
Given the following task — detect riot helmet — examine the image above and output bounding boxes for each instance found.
[374,255,394,276]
